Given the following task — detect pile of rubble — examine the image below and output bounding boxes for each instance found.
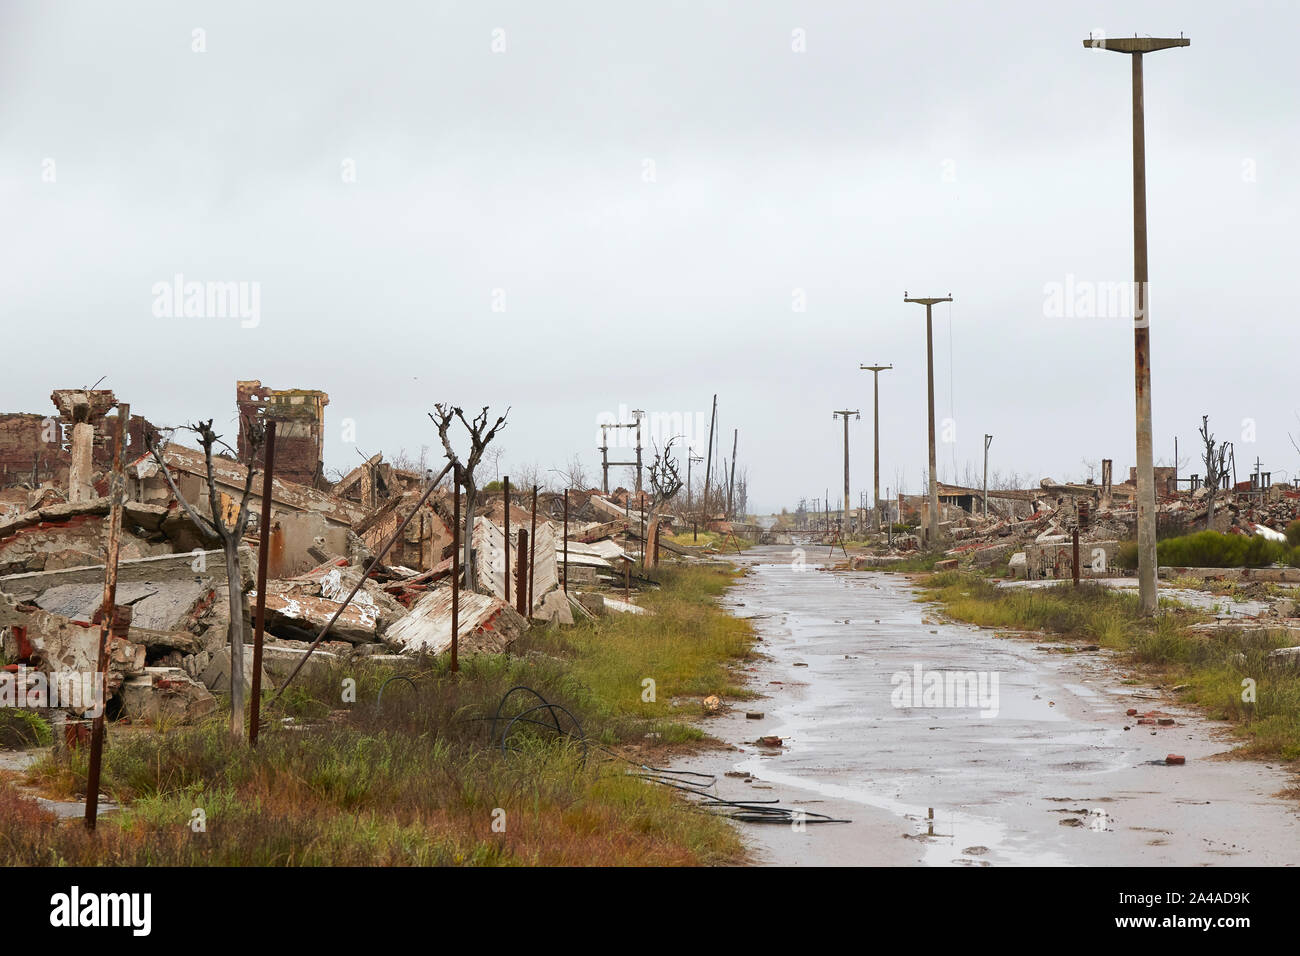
[0,383,668,732]
[856,472,1300,582]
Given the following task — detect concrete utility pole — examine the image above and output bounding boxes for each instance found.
[860,364,892,531]
[832,410,860,536]
[983,434,992,518]
[703,394,717,516]
[1085,33,1189,617]
[727,429,738,519]
[904,293,952,546]
[686,447,703,512]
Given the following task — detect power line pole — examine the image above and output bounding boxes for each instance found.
[832,409,860,537]
[860,363,892,531]
[686,447,703,512]
[703,394,717,517]
[1084,32,1189,616]
[977,437,987,520]
[632,408,645,496]
[727,429,738,519]
[904,293,952,547]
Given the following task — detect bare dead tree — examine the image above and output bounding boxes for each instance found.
[1200,414,1228,530]
[558,453,589,492]
[483,444,505,483]
[430,404,509,591]
[733,466,749,519]
[512,461,545,495]
[644,438,684,569]
[146,418,264,740]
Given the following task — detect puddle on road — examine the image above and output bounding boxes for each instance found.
[710,547,1300,866]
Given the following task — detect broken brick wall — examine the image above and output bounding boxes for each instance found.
[236,380,329,487]
[0,412,152,491]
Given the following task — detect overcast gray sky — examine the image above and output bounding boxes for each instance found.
[2,0,1296,512]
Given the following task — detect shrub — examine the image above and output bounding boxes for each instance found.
[1114,541,1139,570]
[0,709,52,748]
[1155,531,1294,568]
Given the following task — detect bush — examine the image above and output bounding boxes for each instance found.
[1286,520,1300,548]
[1114,540,1139,570]
[0,710,52,749]
[1113,532,1300,569]
[1156,530,1296,568]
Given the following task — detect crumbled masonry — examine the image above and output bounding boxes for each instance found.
[0,380,688,730]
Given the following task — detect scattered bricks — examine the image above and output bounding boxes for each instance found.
[1165,754,1186,765]
[1157,717,1175,726]
[90,603,132,637]
[934,558,958,572]
[745,711,764,719]
[756,735,783,747]
[1126,708,1138,716]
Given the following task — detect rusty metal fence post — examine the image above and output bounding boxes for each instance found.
[515,529,528,616]
[503,476,510,605]
[452,467,460,673]
[528,485,537,616]
[250,420,276,745]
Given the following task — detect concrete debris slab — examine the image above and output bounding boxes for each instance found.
[119,667,217,724]
[200,646,275,695]
[384,587,527,656]
[532,589,574,625]
[254,590,380,645]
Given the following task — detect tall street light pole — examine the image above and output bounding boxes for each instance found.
[1085,33,1189,617]
[832,410,860,537]
[859,364,892,531]
[904,293,952,547]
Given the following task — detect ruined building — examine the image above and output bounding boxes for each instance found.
[0,393,152,497]
[236,380,330,488]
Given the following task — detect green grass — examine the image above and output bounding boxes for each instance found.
[0,709,52,749]
[917,570,1300,761]
[560,565,758,731]
[1115,530,1300,570]
[3,564,755,866]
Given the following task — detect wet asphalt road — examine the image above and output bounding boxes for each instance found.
[683,546,1300,866]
